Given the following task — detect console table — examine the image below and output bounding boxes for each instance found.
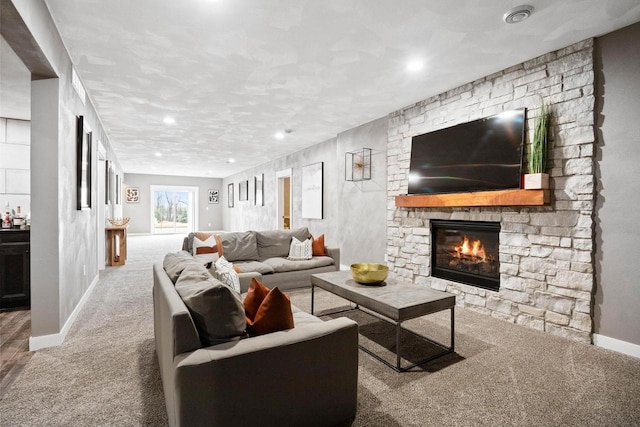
[311,270,455,372]
[106,225,128,266]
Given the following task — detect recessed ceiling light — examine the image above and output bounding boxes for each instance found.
[154,152,162,157]
[227,158,236,163]
[407,60,424,72]
[163,116,175,125]
[503,5,534,24]
[274,131,285,140]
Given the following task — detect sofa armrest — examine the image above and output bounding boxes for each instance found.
[325,246,340,269]
[172,317,358,426]
[238,271,261,292]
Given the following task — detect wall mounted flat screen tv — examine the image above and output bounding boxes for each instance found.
[408,109,525,195]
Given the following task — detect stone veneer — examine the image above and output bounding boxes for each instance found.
[386,39,595,343]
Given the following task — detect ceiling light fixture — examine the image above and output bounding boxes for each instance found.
[274,131,285,140]
[407,60,424,72]
[163,116,175,125]
[503,5,534,24]
[227,158,236,163]
[154,152,162,157]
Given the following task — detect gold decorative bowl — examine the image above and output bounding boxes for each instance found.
[108,217,130,227]
[350,263,389,284]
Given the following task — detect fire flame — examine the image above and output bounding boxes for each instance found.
[453,236,486,261]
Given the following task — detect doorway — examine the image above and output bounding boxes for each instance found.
[150,186,198,234]
[276,169,292,230]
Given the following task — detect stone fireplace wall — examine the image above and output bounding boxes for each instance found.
[387,39,595,343]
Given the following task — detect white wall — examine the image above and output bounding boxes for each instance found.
[123,173,224,234]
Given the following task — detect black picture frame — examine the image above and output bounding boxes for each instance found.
[116,174,120,204]
[239,180,248,201]
[228,183,234,208]
[254,174,263,206]
[208,189,219,204]
[105,160,110,205]
[76,115,92,210]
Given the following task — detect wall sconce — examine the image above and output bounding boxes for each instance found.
[345,148,371,181]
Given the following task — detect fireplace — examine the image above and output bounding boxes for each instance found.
[430,220,500,291]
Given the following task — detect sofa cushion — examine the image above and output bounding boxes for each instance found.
[262,256,335,273]
[288,237,313,260]
[233,260,275,275]
[216,231,260,262]
[163,251,197,283]
[175,265,247,346]
[256,227,309,259]
[246,286,294,336]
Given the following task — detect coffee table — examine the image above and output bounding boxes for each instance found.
[311,270,455,372]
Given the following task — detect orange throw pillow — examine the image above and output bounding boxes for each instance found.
[244,278,270,321]
[246,287,294,336]
[310,234,326,256]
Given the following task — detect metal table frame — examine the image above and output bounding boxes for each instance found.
[311,279,455,373]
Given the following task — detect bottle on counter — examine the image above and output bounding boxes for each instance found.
[2,204,13,229]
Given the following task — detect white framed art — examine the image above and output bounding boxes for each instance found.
[301,162,323,219]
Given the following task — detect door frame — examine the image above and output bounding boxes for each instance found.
[276,168,292,230]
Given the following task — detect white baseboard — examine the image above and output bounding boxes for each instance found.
[593,333,640,359]
[29,274,100,351]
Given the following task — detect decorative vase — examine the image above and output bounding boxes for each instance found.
[524,173,549,190]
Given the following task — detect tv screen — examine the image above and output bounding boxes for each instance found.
[408,109,525,195]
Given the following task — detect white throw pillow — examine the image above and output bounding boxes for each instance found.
[215,256,233,271]
[192,235,217,255]
[288,237,313,260]
[216,268,241,294]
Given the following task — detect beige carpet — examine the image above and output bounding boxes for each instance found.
[1,234,639,426]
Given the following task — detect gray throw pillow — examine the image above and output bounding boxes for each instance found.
[218,231,260,262]
[163,251,196,283]
[175,268,247,346]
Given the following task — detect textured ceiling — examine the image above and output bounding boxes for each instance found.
[18,1,640,176]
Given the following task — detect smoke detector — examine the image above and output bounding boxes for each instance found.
[503,5,534,24]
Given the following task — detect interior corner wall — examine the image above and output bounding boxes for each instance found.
[594,22,640,346]
[123,173,224,234]
[222,116,388,267]
[30,78,60,336]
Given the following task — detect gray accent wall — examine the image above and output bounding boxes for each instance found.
[223,117,388,267]
[5,0,123,340]
[594,22,640,346]
[123,173,223,234]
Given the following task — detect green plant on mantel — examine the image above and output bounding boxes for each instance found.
[528,99,551,174]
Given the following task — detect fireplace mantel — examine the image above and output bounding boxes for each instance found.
[395,189,550,208]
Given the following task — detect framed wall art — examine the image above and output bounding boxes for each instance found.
[126,187,139,203]
[76,115,92,210]
[239,180,248,201]
[302,161,323,219]
[208,189,219,204]
[228,183,234,208]
[254,174,263,206]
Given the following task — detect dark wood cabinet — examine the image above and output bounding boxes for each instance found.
[0,230,30,310]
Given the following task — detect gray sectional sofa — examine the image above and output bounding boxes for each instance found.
[182,227,340,291]
[153,252,359,427]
